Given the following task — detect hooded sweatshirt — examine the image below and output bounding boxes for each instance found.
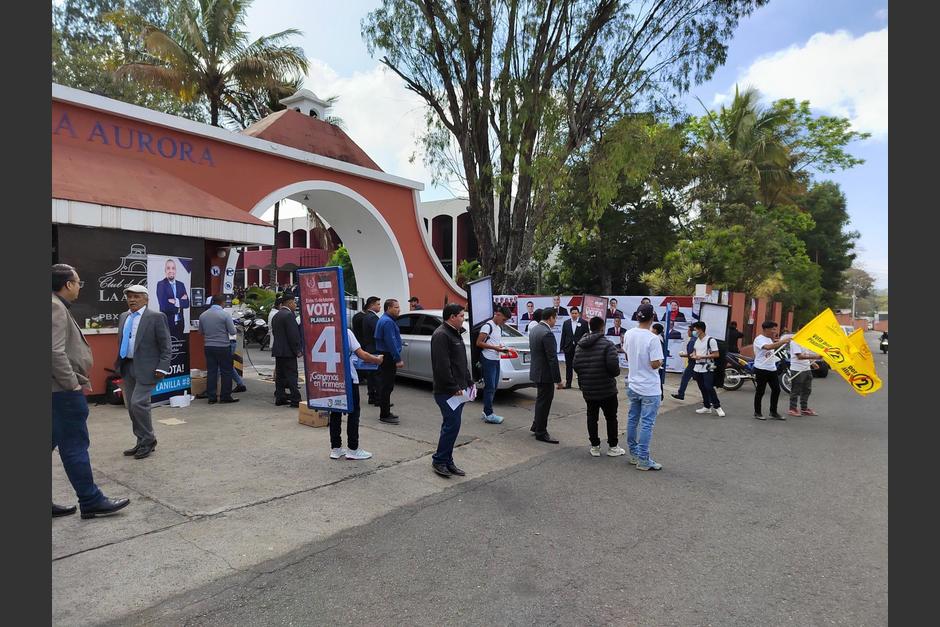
[572,332,620,401]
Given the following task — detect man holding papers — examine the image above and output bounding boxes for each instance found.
[430,304,475,478]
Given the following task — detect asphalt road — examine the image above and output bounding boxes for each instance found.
[135,335,888,626]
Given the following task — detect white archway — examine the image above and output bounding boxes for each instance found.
[225,180,410,307]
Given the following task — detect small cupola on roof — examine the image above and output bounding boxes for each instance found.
[279,89,331,119]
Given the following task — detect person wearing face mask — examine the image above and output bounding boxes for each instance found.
[688,321,725,417]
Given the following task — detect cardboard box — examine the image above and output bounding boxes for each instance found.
[190,375,207,396]
[298,403,329,428]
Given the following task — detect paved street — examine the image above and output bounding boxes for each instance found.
[59,334,888,626]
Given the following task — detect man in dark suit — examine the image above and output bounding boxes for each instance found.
[560,306,588,388]
[155,258,189,336]
[528,307,564,443]
[353,296,382,405]
[271,293,303,408]
[115,285,172,460]
[552,295,569,317]
[607,298,624,320]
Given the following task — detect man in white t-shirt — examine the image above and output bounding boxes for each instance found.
[329,329,384,461]
[475,307,512,424]
[752,320,792,420]
[689,321,725,417]
[787,335,820,417]
[622,303,665,471]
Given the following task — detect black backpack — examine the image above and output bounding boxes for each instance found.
[713,338,729,388]
[469,319,495,381]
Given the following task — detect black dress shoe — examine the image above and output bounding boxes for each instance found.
[534,433,559,444]
[446,463,466,476]
[275,399,288,406]
[379,415,400,425]
[220,398,240,404]
[431,463,452,477]
[232,384,247,393]
[671,393,684,400]
[81,497,130,519]
[53,503,77,518]
[208,398,218,404]
[769,411,783,419]
[289,402,300,408]
[123,444,141,456]
[134,445,154,459]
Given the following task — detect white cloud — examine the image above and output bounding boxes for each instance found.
[301,59,455,197]
[875,8,888,22]
[713,28,888,138]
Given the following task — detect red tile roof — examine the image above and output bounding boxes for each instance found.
[241,109,382,171]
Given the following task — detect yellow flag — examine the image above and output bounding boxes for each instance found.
[792,309,882,396]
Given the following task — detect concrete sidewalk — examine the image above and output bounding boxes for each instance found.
[53,369,690,625]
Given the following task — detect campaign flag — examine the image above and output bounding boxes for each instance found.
[793,308,882,396]
[298,267,353,412]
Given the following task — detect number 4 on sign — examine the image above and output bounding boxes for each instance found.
[311,327,341,373]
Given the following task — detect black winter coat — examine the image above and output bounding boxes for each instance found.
[572,332,620,401]
[431,322,473,395]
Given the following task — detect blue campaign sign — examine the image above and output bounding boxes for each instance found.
[297,266,354,413]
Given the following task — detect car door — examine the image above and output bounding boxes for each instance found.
[394,313,420,376]
[406,314,442,382]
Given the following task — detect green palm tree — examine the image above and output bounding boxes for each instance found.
[698,86,796,207]
[116,0,309,127]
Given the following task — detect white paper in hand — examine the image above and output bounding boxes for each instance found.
[446,385,477,410]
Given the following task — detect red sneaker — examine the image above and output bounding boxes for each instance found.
[787,408,801,417]
[802,408,818,416]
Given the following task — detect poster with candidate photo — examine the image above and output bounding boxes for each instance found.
[147,255,193,401]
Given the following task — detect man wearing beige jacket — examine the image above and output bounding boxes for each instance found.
[52,264,130,519]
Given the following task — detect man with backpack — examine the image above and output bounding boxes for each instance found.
[573,316,626,458]
[473,307,512,424]
[689,321,725,417]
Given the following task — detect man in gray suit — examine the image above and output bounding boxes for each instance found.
[528,307,564,443]
[52,264,130,519]
[115,284,172,459]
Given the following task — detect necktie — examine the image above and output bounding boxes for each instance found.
[171,282,179,322]
[120,311,139,359]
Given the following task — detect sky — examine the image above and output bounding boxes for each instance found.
[246,0,888,288]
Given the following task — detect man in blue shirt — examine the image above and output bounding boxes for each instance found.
[374,298,404,424]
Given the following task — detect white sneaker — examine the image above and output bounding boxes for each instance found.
[715,407,726,417]
[330,447,347,459]
[695,407,713,414]
[590,446,601,457]
[607,446,626,457]
[345,448,373,460]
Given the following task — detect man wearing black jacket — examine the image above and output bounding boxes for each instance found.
[560,306,588,388]
[352,296,381,405]
[573,317,626,457]
[529,307,564,443]
[271,294,302,407]
[430,304,473,478]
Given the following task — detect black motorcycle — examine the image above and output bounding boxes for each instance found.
[233,309,270,349]
[880,336,888,354]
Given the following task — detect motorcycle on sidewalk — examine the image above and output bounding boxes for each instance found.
[721,347,802,395]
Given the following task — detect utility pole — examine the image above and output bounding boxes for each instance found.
[269,200,280,291]
[851,287,857,320]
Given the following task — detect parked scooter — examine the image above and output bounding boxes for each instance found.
[722,348,793,394]
[233,309,270,349]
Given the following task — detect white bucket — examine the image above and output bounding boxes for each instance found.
[169,394,192,408]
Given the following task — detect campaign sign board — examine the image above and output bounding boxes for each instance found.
[298,267,353,412]
[581,295,609,322]
[467,276,494,327]
[147,254,192,402]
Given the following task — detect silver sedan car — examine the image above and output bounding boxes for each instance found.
[393,310,534,391]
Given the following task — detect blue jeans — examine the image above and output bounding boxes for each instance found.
[480,356,500,415]
[626,388,662,462]
[432,393,464,465]
[52,390,105,509]
[229,340,244,386]
[676,364,694,397]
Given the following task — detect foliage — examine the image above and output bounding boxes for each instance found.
[842,267,875,299]
[455,259,482,288]
[329,246,357,296]
[243,286,276,317]
[796,182,858,308]
[363,0,767,292]
[116,0,309,126]
[52,0,207,121]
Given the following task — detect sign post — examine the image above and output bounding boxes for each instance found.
[297,266,353,412]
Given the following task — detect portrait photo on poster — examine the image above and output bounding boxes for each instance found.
[147,255,193,335]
